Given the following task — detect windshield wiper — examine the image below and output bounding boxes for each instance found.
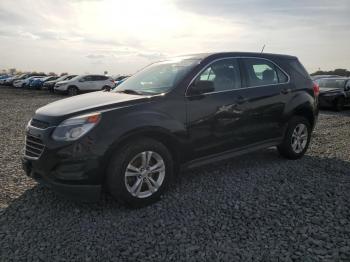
[116,89,144,95]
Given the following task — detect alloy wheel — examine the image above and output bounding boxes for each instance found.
[291,123,308,154]
[124,151,165,198]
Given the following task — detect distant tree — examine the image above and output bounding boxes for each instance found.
[48,72,56,76]
[60,72,68,76]
[9,68,16,75]
[311,68,350,77]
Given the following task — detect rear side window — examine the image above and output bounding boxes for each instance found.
[96,75,108,81]
[242,58,288,87]
[196,58,241,92]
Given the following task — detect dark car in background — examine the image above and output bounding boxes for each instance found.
[29,76,60,89]
[23,52,318,207]
[43,75,77,92]
[318,78,350,111]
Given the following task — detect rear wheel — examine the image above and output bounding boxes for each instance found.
[106,138,173,207]
[67,86,78,96]
[277,116,311,159]
[334,97,345,111]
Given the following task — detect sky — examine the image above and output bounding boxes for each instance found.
[0,0,349,75]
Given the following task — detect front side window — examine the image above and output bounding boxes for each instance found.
[195,58,241,92]
[242,58,288,87]
[114,57,200,95]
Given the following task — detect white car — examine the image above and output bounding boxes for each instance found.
[13,76,45,88]
[54,74,115,95]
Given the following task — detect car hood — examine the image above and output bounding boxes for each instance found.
[35,91,151,118]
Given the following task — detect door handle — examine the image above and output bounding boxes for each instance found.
[281,88,291,95]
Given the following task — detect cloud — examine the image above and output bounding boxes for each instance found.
[86,54,106,59]
[174,0,350,30]
[137,52,166,60]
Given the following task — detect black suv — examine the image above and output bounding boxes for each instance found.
[22,52,319,207]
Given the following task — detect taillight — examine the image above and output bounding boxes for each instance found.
[313,82,320,97]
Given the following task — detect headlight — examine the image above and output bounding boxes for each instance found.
[52,112,101,141]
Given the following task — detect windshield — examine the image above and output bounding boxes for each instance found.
[319,79,346,89]
[113,57,200,95]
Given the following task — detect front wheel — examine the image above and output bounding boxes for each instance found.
[277,116,311,159]
[106,138,174,207]
[67,86,78,96]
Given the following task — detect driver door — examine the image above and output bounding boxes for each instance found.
[186,58,248,159]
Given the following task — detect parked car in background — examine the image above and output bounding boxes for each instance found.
[29,76,59,89]
[43,75,77,92]
[0,75,12,85]
[13,75,46,88]
[4,74,28,86]
[318,78,350,111]
[54,74,115,95]
[23,52,318,207]
[311,75,341,81]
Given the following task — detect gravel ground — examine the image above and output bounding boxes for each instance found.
[0,87,350,261]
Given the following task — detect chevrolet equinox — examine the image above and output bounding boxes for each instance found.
[22,52,319,207]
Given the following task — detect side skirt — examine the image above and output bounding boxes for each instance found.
[181,138,282,170]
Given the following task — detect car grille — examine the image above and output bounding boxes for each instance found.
[30,119,50,129]
[25,135,45,159]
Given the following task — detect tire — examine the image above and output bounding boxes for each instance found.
[277,116,311,159]
[102,86,111,91]
[67,86,78,96]
[106,138,174,208]
[334,97,345,112]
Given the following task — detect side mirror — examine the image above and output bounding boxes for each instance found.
[188,80,215,96]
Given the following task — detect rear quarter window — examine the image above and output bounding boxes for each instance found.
[288,59,310,79]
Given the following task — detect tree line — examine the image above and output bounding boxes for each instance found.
[311,69,350,77]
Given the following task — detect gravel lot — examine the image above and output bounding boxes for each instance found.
[0,87,350,261]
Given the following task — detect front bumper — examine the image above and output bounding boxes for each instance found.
[22,157,102,202]
[22,124,109,202]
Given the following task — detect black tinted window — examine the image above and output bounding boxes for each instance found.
[196,58,241,92]
[242,58,287,87]
[93,75,108,81]
[289,59,310,78]
[83,76,93,81]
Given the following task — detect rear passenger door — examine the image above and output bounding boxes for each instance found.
[238,57,291,143]
[79,75,95,91]
[94,75,107,90]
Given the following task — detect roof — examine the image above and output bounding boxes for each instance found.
[184,52,297,61]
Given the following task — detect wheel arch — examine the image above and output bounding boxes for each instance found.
[292,104,316,128]
[101,127,185,179]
